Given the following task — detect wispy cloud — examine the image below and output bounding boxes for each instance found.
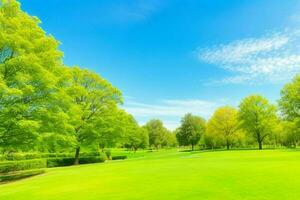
[123,99,220,130]
[197,30,300,84]
[124,99,218,118]
[109,0,164,23]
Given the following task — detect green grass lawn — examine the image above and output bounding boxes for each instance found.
[1,149,300,200]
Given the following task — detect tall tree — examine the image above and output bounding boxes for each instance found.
[239,95,277,150]
[66,67,122,164]
[207,106,240,150]
[176,113,206,151]
[0,0,71,152]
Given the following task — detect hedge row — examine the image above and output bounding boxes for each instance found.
[0,169,45,183]
[0,156,107,173]
[46,156,106,168]
[1,152,102,161]
[0,159,47,173]
[111,155,127,160]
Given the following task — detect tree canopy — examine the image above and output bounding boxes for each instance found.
[239,95,277,149]
[176,114,206,150]
[206,106,240,150]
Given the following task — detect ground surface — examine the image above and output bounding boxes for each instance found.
[0,149,300,200]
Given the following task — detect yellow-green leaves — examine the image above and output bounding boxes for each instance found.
[206,106,241,149]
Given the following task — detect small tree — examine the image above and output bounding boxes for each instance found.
[144,119,169,149]
[239,95,277,150]
[176,113,206,151]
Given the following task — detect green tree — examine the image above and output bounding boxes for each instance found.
[206,106,240,150]
[119,113,149,151]
[66,67,122,164]
[279,75,300,121]
[165,131,178,147]
[144,119,169,149]
[176,113,206,151]
[0,0,72,152]
[281,120,300,148]
[239,95,277,150]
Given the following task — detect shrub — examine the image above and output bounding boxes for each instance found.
[47,156,106,168]
[0,159,47,173]
[111,155,127,160]
[4,153,42,161]
[80,151,101,157]
[79,156,106,164]
[46,157,75,168]
[0,169,45,183]
[42,153,73,158]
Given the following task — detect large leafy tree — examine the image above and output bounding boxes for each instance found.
[0,0,72,152]
[66,67,122,164]
[239,95,277,150]
[207,106,240,150]
[176,113,206,151]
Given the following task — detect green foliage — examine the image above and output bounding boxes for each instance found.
[239,95,277,149]
[281,120,300,147]
[46,156,105,168]
[120,113,149,151]
[79,156,106,164]
[0,169,45,183]
[46,157,75,168]
[111,155,127,160]
[144,119,170,148]
[66,67,122,163]
[206,106,242,149]
[279,75,300,121]
[0,0,72,152]
[176,113,206,150]
[0,159,46,173]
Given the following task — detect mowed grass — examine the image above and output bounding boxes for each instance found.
[1,150,300,200]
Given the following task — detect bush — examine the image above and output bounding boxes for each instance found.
[47,156,106,168]
[0,159,47,173]
[46,157,75,168]
[0,169,45,183]
[111,155,127,160]
[4,153,42,161]
[41,153,73,158]
[80,151,101,157]
[79,156,106,164]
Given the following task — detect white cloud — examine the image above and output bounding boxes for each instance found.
[123,99,220,130]
[110,0,164,23]
[198,30,300,84]
[124,99,217,118]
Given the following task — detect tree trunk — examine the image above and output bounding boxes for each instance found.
[257,131,262,150]
[191,143,194,151]
[226,139,230,150]
[258,141,262,150]
[74,147,80,165]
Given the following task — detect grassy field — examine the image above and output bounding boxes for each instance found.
[1,149,300,200]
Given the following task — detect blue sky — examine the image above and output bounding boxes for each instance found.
[20,0,300,129]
